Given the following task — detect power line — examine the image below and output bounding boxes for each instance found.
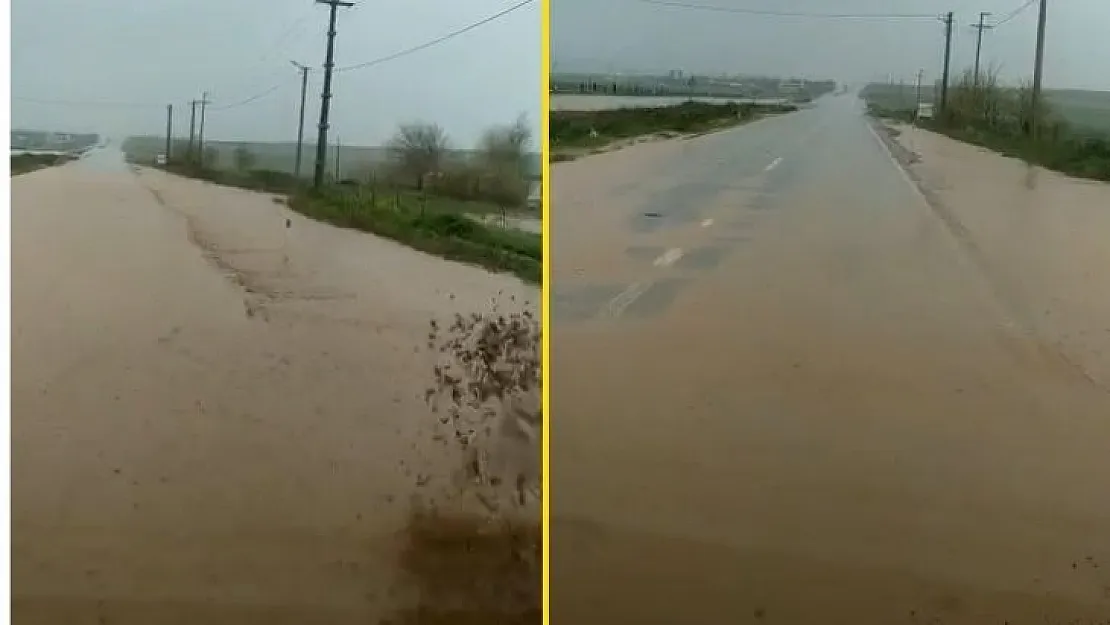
[208,83,287,111]
[632,0,939,20]
[258,9,317,63]
[335,0,535,73]
[993,0,1036,27]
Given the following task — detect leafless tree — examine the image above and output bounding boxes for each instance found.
[478,115,533,208]
[387,122,450,190]
[479,114,532,172]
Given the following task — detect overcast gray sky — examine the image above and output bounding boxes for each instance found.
[552,0,1110,91]
[11,0,540,148]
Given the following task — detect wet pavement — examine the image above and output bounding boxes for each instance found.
[551,95,1110,623]
[11,160,536,623]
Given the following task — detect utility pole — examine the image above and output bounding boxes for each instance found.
[165,104,174,162]
[939,11,954,116]
[971,12,993,85]
[198,91,211,168]
[335,134,342,182]
[915,69,924,122]
[313,0,354,189]
[1029,0,1048,139]
[291,61,311,179]
[187,99,198,162]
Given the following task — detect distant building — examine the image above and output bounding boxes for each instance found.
[11,129,99,152]
[778,78,807,94]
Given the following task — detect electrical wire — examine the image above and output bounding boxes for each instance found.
[208,83,286,111]
[203,8,317,104]
[993,0,1037,27]
[18,0,535,115]
[335,0,535,73]
[632,0,939,20]
[257,8,317,64]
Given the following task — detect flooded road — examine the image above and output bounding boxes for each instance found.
[11,154,537,624]
[550,96,1110,623]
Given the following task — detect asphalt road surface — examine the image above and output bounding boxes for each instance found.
[551,94,1110,624]
[11,150,536,624]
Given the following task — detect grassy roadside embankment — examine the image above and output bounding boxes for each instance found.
[11,153,75,176]
[862,73,1110,183]
[550,100,797,162]
[153,162,541,284]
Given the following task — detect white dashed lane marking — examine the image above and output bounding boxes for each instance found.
[606,280,653,318]
[653,248,684,268]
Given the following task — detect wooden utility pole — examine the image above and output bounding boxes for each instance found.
[197,91,211,168]
[1029,0,1048,139]
[291,61,311,179]
[915,69,924,121]
[939,11,954,116]
[313,0,354,189]
[165,104,174,162]
[971,12,993,85]
[187,100,198,162]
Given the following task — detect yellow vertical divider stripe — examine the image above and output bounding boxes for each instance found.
[539,0,552,621]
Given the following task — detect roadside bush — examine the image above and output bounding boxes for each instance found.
[247,168,301,192]
[432,162,485,202]
[234,145,257,172]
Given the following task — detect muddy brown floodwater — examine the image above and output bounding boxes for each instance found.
[551,98,1110,624]
[11,156,539,624]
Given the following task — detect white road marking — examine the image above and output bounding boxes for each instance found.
[653,247,684,267]
[764,157,783,172]
[606,280,653,318]
[865,123,929,206]
[701,218,714,228]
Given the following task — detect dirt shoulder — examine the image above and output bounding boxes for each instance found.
[884,121,1110,389]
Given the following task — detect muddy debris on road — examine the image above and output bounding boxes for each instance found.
[387,297,541,624]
